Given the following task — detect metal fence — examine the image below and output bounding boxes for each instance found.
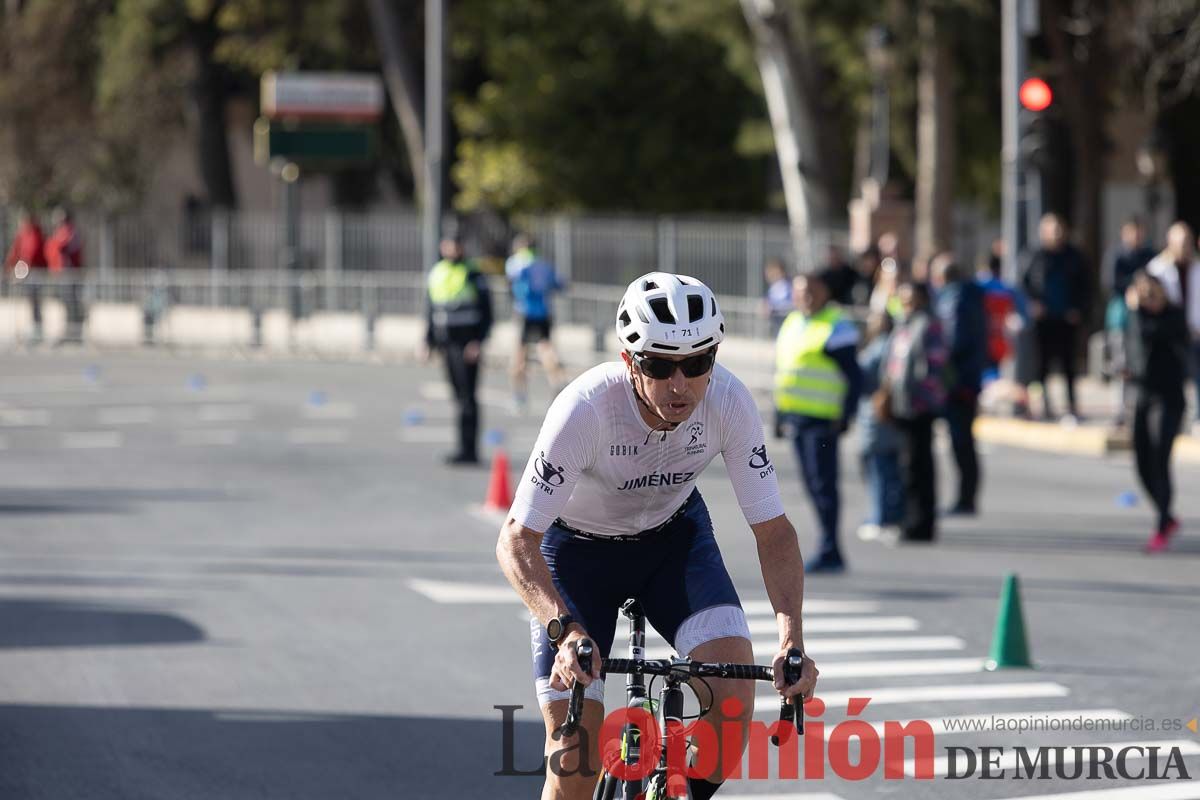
[2,205,849,300]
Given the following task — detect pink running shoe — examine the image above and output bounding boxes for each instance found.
[1145,518,1179,553]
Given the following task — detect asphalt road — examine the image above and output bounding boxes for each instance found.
[0,349,1197,799]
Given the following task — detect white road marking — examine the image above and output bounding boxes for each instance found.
[61,431,123,449]
[409,578,520,604]
[793,657,986,680]
[0,408,50,427]
[302,402,357,420]
[722,794,846,800]
[910,738,1200,779]
[741,599,880,615]
[197,404,255,422]
[646,617,918,642]
[398,426,456,443]
[286,428,349,445]
[420,382,511,409]
[753,636,964,657]
[97,406,157,425]
[178,429,239,447]
[469,506,508,527]
[754,681,1070,713]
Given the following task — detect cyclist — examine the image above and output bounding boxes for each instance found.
[497,272,819,800]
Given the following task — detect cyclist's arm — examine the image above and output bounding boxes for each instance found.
[750,513,805,653]
[496,520,583,642]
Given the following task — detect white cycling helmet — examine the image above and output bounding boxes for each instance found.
[615,272,725,355]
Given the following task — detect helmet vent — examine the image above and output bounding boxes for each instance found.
[687,294,704,322]
[711,298,718,316]
[625,332,640,344]
[648,298,675,324]
[618,310,631,327]
[693,337,714,348]
[643,280,659,291]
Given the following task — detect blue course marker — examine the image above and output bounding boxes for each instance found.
[187,374,207,391]
[308,390,328,407]
[1116,491,1138,508]
[485,429,505,447]
[83,365,101,383]
[403,408,425,426]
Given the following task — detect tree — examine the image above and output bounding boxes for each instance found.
[914,0,957,265]
[450,0,764,214]
[366,0,425,205]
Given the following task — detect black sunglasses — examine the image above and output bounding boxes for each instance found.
[632,349,716,380]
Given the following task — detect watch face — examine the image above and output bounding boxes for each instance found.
[547,618,563,642]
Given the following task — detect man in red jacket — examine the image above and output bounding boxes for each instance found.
[4,210,48,343]
[45,207,86,342]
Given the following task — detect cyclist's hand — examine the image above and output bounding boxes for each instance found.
[772,650,818,705]
[550,629,601,692]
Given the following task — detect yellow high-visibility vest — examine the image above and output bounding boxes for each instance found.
[774,306,847,419]
[428,259,482,327]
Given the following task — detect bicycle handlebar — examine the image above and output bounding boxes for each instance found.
[558,641,806,744]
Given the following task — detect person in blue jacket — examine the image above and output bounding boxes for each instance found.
[506,234,566,410]
[932,252,988,515]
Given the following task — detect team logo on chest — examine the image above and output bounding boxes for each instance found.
[684,421,706,456]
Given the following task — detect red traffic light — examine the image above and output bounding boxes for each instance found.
[1019,78,1053,112]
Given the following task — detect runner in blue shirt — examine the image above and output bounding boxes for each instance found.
[506,234,567,410]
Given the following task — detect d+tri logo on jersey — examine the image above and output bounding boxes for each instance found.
[749,444,774,478]
[531,451,566,494]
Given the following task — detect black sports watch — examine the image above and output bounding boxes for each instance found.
[546,613,576,646]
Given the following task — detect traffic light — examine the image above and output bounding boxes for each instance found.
[1018,77,1053,169]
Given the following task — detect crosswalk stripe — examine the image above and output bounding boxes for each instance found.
[97,406,157,425]
[722,794,846,800]
[754,681,1070,713]
[645,617,918,641]
[0,408,50,426]
[741,599,880,615]
[197,404,255,422]
[982,784,1200,800]
[783,657,985,680]
[302,402,357,420]
[410,579,520,604]
[909,738,1200,778]
[753,636,964,657]
[286,428,348,445]
[61,431,123,449]
[398,426,456,443]
[178,429,239,446]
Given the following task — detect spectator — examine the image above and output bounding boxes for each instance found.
[931,252,988,516]
[505,234,566,412]
[1146,222,1200,430]
[870,256,902,319]
[1145,221,1196,306]
[976,240,1031,417]
[3,209,48,344]
[762,257,793,337]
[1124,272,1190,553]
[855,311,903,543]
[774,269,862,573]
[1021,213,1091,422]
[45,207,86,344]
[880,281,947,542]
[423,235,493,466]
[856,245,883,307]
[1103,218,1156,427]
[822,244,864,306]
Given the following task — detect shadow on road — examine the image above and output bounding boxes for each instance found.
[0,599,206,649]
[0,704,547,799]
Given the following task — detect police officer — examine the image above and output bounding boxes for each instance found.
[774,269,862,573]
[423,235,493,465]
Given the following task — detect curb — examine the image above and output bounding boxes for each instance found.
[975,416,1200,463]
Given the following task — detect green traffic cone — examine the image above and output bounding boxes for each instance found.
[984,572,1033,670]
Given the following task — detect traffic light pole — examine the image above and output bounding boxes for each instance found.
[422,0,445,271]
[1001,0,1027,283]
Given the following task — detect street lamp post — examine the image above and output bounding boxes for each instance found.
[1136,128,1167,245]
[865,24,894,194]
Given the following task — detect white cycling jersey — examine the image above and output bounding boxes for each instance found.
[510,361,785,536]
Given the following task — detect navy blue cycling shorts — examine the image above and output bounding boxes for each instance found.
[530,489,750,705]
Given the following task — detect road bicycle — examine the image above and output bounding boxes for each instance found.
[561,599,803,800]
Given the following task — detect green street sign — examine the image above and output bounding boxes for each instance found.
[254,118,376,167]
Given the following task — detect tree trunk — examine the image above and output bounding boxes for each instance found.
[914,2,955,267]
[184,16,237,209]
[367,0,426,205]
[739,0,833,267]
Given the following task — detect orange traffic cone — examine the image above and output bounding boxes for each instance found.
[484,448,513,511]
